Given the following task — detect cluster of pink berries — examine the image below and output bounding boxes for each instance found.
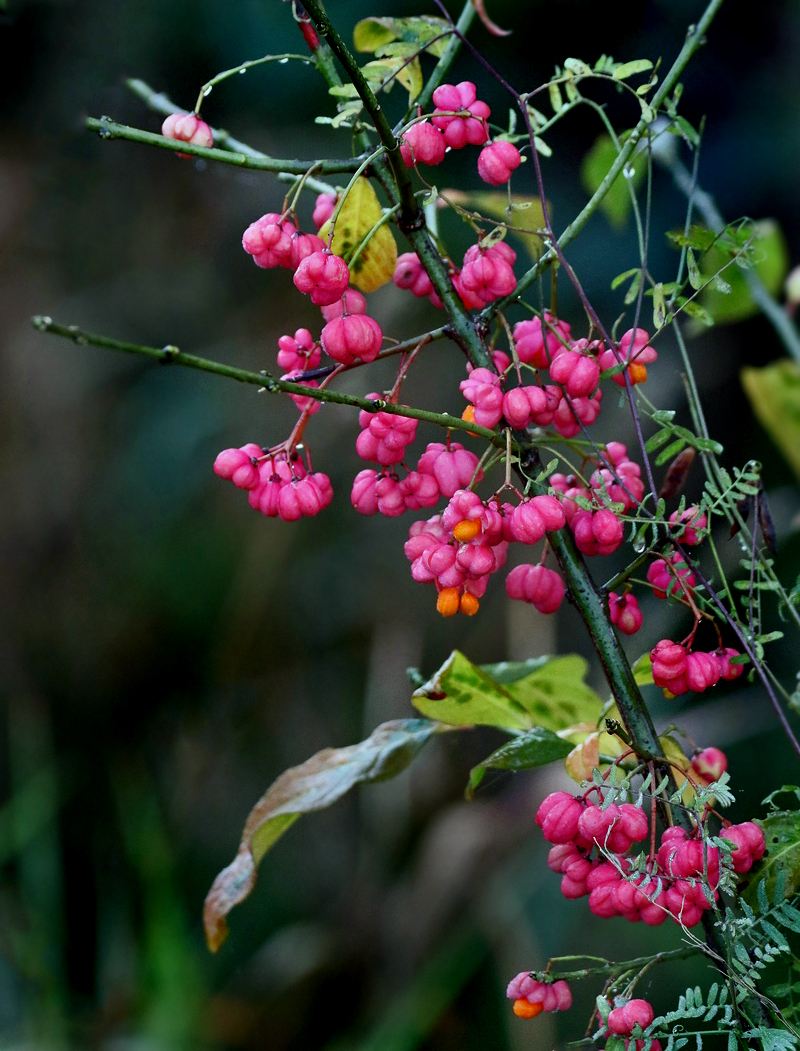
[506,973,572,1019]
[353,439,480,520]
[398,81,522,187]
[241,213,384,367]
[405,482,572,616]
[393,239,518,311]
[213,444,332,521]
[535,786,766,928]
[649,639,744,696]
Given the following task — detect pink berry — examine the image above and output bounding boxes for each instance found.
[513,313,572,367]
[477,140,522,185]
[321,313,383,365]
[597,328,658,386]
[312,192,337,229]
[293,250,351,306]
[242,212,297,269]
[690,747,727,785]
[161,112,214,157]
[608,592,643,635]
[417,442,482,498]
[535,791,583,844]
[549,349,601,398]
[431,81,491,148]
[400,120,447,167]
[213,447,261,490]
[506,564,565,613]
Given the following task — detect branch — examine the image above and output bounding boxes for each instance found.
[300,0,495,372]
[30,317,503,444]
[86,114,362,177]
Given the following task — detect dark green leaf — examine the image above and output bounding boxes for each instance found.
[468,728,573,795]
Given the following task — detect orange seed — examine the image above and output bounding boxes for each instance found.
[453,519,481,542]
[436,587,460,617]
[513,999,544,1019]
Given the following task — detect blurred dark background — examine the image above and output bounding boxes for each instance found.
[1,0,800,1048]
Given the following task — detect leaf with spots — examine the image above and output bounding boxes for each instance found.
[412,651,604,731]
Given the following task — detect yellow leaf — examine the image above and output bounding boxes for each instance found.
[565,732,600,782]
[318,176,398,292]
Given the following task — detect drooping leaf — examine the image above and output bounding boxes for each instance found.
[580,133,646,230]
[741,359,800,481]
[742,810,800,905]
[441,190,547,262]
[318,176,398,292]
[203,718,447,951]
[468,727,573,794]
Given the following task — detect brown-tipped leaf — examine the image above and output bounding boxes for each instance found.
[204,718,446,951]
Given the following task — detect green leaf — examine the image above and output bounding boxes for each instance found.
[678,298,714,327]
[700,219,789,325]
[652,282,668,329]
[353,18,396,51]
[742,811,800,906]
[413,651,532,729]
[666,224,717,251]
[687,249,703,290]
[480,656,551,684]
[503,654,605,730]
[353,16,452,58]
[468,728,572,794]
[741,359,800,481]
[548,80,564,113]
[611,267,640,291]
[203,718,446,951]
[612,59,654,80]
[413,651,603,731]
[632,653,655,687]
[580,133,646,230]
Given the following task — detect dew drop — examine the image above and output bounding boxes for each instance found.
[623,164,635,180]
[239,68,247,74]
[203,86,213,97]
[633,535,646,553]
[279,57,289,64]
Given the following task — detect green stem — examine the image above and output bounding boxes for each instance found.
[536,945,700,983]
[548,527,663,758]
[86,114,361,177]
[415,1,476,111]
[193,53,313,115]
[30,317,502,444]
[481,0,727,319]
[299,0,494,371]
